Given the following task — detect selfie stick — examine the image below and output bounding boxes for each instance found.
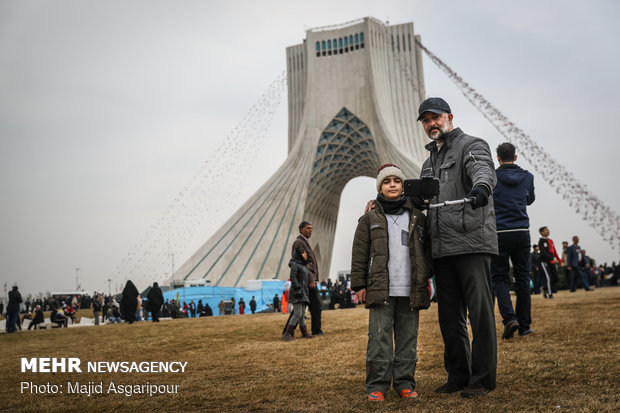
[427,198,474,209]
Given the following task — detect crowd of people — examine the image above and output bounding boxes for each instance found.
[530,239,619,295]
[3,246,618,335]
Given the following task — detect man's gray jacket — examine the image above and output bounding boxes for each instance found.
[420,127,498,259]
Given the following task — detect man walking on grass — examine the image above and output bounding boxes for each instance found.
[490,142,536,339]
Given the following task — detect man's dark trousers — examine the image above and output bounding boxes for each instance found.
[532,266,543,294]
[491,231,532,332]
[569,266,590,291]
[7,310,19,333]
[308,288,322,334]
[434,254,497,390]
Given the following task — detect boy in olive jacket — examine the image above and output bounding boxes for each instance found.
[352,164,432,402]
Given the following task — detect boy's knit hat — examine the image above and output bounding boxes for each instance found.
[376,164,405,192]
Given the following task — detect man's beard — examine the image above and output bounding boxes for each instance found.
[426,123,451,140]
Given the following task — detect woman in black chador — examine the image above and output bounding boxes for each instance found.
[120,280,139,324]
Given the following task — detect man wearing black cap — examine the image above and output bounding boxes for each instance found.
[417,97,498,397]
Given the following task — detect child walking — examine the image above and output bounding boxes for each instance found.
[282,249,314,341]
[351,164,432,401]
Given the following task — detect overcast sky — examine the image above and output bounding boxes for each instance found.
[1,0,619,297]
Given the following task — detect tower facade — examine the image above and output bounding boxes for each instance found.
[172,17,428,287]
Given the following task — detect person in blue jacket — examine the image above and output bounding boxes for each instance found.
[491,142,536,339]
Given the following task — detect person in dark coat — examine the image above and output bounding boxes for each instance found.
[282,250,314,341]
[249,296,257,314]
[205,303,213,316]
[28,305,45,330]
[273,294,280,312]
[417,98,498,397]
[147,282,164,322]
[292,221,324,335]
[120,280,139,324]
[7,286,22,333]
[169,300,178,318]
[51,306,68,327]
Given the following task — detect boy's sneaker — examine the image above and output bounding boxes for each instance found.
[368,391,384,401]
[399,389,419,398]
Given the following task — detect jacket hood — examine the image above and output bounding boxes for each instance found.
[497,164,529,187]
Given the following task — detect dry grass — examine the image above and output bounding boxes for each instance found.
[1,288,619,412]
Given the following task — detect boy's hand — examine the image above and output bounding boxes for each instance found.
[355,288,366,304]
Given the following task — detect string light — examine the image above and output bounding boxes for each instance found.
[413,39,620,251]
[112,72,287,289]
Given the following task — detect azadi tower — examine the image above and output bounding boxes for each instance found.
[173,17,429,287]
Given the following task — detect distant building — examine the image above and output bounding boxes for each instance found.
[337,270,351,287]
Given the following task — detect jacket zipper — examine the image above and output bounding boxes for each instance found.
[409,214,417,311]
[383,213,390,304]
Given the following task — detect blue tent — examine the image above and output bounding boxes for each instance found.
[161,280,286,316]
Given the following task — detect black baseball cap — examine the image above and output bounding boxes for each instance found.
[417,97,451,120]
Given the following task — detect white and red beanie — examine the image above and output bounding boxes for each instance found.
[376,163,405,192]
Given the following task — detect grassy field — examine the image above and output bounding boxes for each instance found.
[1,287,619,412]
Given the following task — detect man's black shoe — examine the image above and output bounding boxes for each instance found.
[461,384,491,398]
[434,382,465,394]
[501,320,519,339]
[519,328,535,336]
